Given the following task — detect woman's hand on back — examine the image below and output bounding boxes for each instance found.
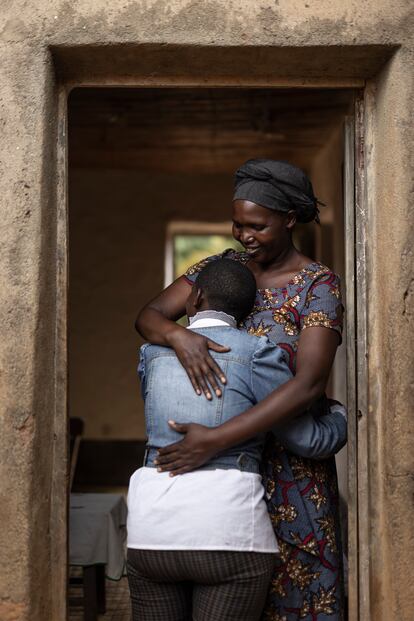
[168,328,229,400]
[154,421,219,475]
[135,275,229,399]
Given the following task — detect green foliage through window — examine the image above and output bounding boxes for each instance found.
[173,234,243,279]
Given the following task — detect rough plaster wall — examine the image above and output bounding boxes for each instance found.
[365,50,414,618]
[0,45,61,621]
[69,169,233,439]
[1,1,410,72]
[0,1,413,620]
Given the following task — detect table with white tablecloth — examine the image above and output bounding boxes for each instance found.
[69,493,128,621]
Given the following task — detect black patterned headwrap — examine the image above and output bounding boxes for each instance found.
[233,159,323,223]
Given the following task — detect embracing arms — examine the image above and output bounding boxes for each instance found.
[155,327,342,473]
[137,276,344,474]
[136,277,229,399]
[250,339,347,459]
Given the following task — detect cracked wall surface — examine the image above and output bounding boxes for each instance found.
[0,1,413,620]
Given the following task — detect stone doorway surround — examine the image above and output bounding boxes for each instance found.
[1,3,413,621]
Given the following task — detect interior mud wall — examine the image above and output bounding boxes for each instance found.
[311,124,347,490]
[69,138,344,443]
[69,170,232,439]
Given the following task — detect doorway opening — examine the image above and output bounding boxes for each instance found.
[67,86,356,619]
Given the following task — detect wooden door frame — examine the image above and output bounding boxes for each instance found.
[344,93,369,621]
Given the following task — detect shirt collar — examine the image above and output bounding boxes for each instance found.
[188,310,237,329]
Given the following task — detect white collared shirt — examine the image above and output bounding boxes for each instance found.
[126,314,278,553]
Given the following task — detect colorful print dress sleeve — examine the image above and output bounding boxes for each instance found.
[242,262,343,375]
[300,271,343,340]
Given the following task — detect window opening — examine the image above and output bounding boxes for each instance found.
[165,220,316,287]
[165,221,243,287]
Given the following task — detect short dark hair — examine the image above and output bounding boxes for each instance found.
[196,259,256,322]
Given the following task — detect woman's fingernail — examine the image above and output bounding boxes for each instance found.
[207,392,212,400]
[153,460,158,465]
[197,390,201,395]
[157,468,162,472]
[215,389,222,397]
[221,377,226,384]
[169,472,175,477]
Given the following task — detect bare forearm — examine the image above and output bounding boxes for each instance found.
[135,276,231,399]
[209,328,339,451]
[135,276,191,346]
[136,307,183,346]
[211,375,324,452]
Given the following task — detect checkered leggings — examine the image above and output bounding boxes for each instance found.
[127,548,275,621]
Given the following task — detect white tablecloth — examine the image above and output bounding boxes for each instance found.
[69,493,128,580]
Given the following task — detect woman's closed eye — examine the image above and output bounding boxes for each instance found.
[232,221,266,233]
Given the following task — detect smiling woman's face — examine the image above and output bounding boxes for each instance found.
[232,200,295,265]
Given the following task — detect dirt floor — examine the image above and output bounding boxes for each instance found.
[69,572,131,621]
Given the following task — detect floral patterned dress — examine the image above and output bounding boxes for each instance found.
[185,249,345,621]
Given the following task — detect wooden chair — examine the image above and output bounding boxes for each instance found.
[69,417,84,491]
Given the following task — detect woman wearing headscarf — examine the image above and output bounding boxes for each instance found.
[136,159,345,621]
